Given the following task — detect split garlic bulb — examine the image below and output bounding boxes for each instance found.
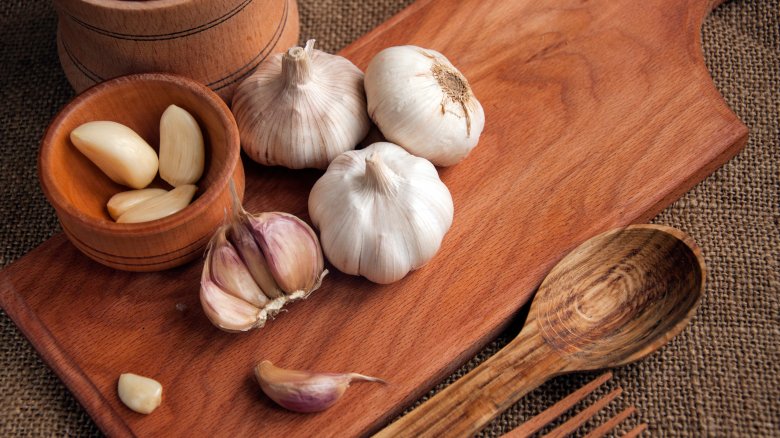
[364,46,485,166]
[308,142,453,284]
[232,40,370,169]
[200,192,327,332]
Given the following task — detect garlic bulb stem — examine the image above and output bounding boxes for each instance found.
[364,154,398,195]
[282,40,315,85]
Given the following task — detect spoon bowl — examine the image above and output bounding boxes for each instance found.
[377,224,705,437]
[534,225,705,370]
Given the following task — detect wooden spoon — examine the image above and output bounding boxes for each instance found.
[376,224,705,438]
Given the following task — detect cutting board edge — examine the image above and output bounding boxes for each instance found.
[0,276,135,438]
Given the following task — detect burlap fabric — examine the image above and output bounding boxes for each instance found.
[1,0,777,436]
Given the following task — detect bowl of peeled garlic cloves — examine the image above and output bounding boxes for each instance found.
[38,73,244,272]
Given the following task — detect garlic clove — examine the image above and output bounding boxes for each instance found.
[228,221,284,299]
[70,121,159,189]
[209,228,269,308]
[254,360,385,413]
[159,104,205,187]
[364,46,485,166]
[200,262,262,332]
[106,188,168,220]
[232,40,370,170]
[117,373,162,414]
[246,212,326,295]
[116,184,197,224]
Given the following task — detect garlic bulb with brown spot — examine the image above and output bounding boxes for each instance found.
[364,46,485,166]
[232,40,370,169]
[308,142,454,284]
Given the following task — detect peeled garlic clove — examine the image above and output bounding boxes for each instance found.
[107,188,168,220]
[70,121,159,189]
[209,228,269,308]
[309,142,453,284]
[232,40,370,169]
[228,221,284,299]
[159,105,205,187]
[116,184,197,224]
[254,360,385,413]
[246,212,326,295]
[117,373,162,414]
[364,46,485,166]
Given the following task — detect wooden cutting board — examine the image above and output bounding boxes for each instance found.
[0,0,746,436]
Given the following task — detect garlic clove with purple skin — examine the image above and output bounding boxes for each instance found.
[209,228,269,309]
[229,221,284,299]
[254,360,386,413]
[246,212,326,295]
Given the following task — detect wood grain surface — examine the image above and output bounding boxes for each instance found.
[375,225,705,437]
[55,0,299,100]
[0,0,746,436]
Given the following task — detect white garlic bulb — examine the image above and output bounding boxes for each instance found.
[364,46,485,166]
[308,142,453,284]
[232,40,370,169]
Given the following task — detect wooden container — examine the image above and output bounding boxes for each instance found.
[38,73,245,272]
[54,0,299,101]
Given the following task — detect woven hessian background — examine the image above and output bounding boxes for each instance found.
[1,0,778,436]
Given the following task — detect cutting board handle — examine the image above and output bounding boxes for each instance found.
[374,320,565,438]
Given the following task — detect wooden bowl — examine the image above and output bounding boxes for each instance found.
[39,73,245,272]
[54,0,299,101]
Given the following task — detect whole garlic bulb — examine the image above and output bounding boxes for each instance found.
[232,40,370,169]
[364,46,485,166]
[308,142,454,284]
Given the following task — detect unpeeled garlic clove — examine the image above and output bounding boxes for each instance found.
[107,188,168,220]
[228,221,284,299]
[117,373,162,414]
[116,184,197,223]
[159,104,205,187]
[254,360,385,413]
[200,261,266,332]
[244,212,325,296]
[70,121,159,189]
[209,228,269,309]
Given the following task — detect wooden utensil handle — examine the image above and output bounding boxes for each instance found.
[375,320,564,438]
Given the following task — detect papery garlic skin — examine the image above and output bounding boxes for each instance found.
[365,46,485,166]
[70,121,159,189]
[254,360,385,413]
[232,40,370,169]
[309,142,454,284]
[199,193,327,332]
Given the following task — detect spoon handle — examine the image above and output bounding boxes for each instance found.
[375,320,566,438]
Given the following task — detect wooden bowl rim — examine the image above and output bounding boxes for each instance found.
[63,0,195,12]
[38,72,240,237]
